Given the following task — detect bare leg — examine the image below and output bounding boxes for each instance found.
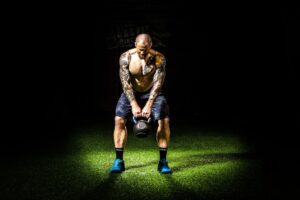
[114,116,127,148]
[156,117,170,148]
[156,117,172,173]
[110,116,127,173]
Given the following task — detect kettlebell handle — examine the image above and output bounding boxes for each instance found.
[132,116,151,124]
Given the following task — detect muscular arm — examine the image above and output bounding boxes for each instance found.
[119,52,135,103]
[142,54,166,118]
[149,55,166,100]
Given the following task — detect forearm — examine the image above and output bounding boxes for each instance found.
[149,68,165,101]
[122,82,135,103]
[145,98,154,107]
[149,82,162,101]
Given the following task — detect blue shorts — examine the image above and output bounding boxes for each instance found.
[115,91,170,121]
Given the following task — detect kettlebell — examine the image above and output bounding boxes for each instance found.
[132,116,152,138]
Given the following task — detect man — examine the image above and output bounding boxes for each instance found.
[110,33,172,174]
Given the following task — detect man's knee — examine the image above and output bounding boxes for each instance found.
[158,117,170,129]
[115,116,126,128]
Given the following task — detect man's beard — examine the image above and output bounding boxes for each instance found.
[138,54,146,59]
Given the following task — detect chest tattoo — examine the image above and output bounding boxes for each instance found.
[142,56,155,75]
[142,64,154,75]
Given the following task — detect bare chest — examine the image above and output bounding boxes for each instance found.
[129,54,156,77]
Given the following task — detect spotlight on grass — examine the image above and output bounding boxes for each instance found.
[1,126,262,200]
[73,128,263,200]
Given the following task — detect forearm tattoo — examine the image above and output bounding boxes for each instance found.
[149,56,166,100]
[119,52,135,103]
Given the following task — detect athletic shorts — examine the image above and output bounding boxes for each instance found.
[115,91,170,121]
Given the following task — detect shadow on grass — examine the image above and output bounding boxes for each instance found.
[126,160,157,170]
[171,152,257,173]
[163,152,261,200]
[80,173,120,200]
[163,175,200,200]
[81,152,259,200]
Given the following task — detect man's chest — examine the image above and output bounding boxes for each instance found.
[129,54,156,76]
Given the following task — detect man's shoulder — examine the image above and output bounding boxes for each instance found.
[149,49,165,60]
[150,49,166,67]
[120,49,133,60]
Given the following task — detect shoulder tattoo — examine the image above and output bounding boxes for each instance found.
[119,52,135,102]
[119,52,129,66]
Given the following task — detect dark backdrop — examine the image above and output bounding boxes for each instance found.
[3,6,298,159]
[1,6,298,200]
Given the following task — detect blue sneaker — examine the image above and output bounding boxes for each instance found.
[158,159,172,174]
[110,159,125,173]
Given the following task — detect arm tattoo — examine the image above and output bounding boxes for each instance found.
[119,52,135,103]
[149,55,166,100]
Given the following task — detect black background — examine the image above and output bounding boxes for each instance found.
[3,4,298,178]
[1,4,299,199]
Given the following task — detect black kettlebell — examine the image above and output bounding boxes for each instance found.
[132,116,152,138]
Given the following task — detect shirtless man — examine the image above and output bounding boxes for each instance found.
[110,33,172,174]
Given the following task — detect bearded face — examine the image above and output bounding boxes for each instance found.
[136,45,149,59]
[135,34,152,59]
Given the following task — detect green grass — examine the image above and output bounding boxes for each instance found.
[0,125,264,200]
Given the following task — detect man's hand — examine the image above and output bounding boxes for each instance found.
[131,101,142,117]
[142,99,154,118]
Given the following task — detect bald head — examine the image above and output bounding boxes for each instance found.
[135,33,152,48]
[135,34,152,58]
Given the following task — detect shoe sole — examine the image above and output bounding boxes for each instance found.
[158,169,172,174]
[110,167,125,173]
